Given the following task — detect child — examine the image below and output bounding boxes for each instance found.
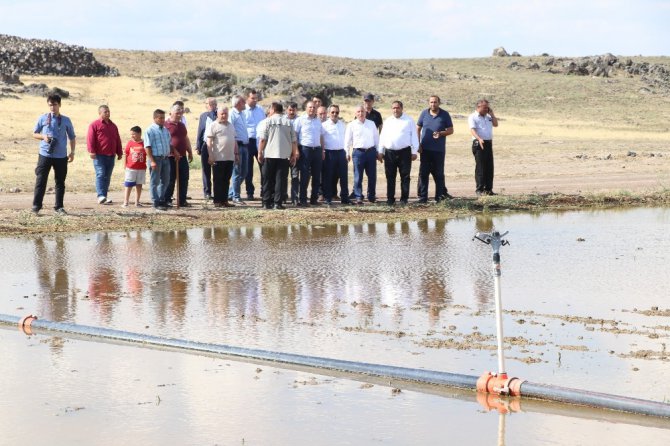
[123,126,147,207]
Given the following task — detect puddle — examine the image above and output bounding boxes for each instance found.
[1,207,670,441]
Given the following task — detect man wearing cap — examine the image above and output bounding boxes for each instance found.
[378,101,419,206]
[416,95,454,203]
[363,93,383,132]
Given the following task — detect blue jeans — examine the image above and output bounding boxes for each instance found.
[93,154,116,199]
[352,148,377,201]
[299,146,323,203]
[228,143,249,200]
[149,156,170,207]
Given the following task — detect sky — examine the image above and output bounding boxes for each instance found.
[0,0,667,59]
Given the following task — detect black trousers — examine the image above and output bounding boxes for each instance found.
[384,147,412,203]
[261,158,289,206]
[199,143,212,198]
[472,140,494,192]
[212,160,234,204]
[33,155,68,210]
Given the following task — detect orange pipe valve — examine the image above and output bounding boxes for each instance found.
[477,371,524,397]
[18,314,38,335]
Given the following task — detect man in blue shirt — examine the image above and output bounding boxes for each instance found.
[242,89,266,201]
[228,95,249,203]
[416,95,454,203]
[145,109,174,211]
[31,94,76,214]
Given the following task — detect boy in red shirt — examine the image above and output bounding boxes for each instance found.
[123,126,147,207]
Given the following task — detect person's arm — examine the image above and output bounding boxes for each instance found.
[68,137,76,162]
[258,138,267,164]
[290,141,299,166]
[186,135,193,162]
[115,130,123,160]
[489,108,498,127]
[87,122,97,159]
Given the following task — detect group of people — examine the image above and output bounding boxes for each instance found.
[30,91,498,214]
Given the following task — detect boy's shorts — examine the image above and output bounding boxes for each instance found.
[124,168,146,187]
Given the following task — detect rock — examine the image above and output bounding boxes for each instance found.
[9,187,21,193]
[511,51,522,57]
[492,47,509,57]
[0,33,117,76]
[627,151,637,157]
[528,62,540,70]
[0,72,22,85]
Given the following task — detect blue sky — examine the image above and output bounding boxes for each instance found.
[0,0,667,58]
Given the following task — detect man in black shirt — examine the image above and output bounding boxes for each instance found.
[363,93,383,132]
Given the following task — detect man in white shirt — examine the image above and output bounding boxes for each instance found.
[321,104,350,205]
[344,104,380,205]
[294,101,325,206]
[242,89,266,201]
[379,101,419,205]
[469,98,499,196]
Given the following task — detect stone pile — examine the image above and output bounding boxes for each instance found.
[155,67,360,108]
[0,34,118,76]
[507,53,670,93]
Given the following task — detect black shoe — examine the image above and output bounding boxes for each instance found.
[341,200,352,205]
[325,200,333,206]
[179,201,192,207]
[274,204,286,210]
[55,207,67,215]
[487,191,497,196]
[444,193,454,199]
[247,195,255,201]
[355,200,363,205]
[31,206,40,214]
[368,198,376,204]
[310,199,322,206]
[417,199,428,204]
[297,201,308,207]
[386,200,395,206]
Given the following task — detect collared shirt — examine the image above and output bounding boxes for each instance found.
[379,113,419,154]
[164,119,189,156]
[207,121,237,162]
[366,108,383,130]
[468,111,494,140]
[417,108,454,152]
[261,114,296,159]
[145,123,172,157]
[294,115,324,147]
[321,119,346,150]
[230,108,249,144]
[87,118,122,157]
[33,112,76,158]
[344,119,379,151]
[243,105,266,139]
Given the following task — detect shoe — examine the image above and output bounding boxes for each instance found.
[476,191,484,197]
[31,206,40,214]
[274,204,286,210]
[341,200,352,205]
[98,196,107,204]
[262,204,273,210]
[399,200,408,206]
[444,193,454,199]
[368,198,376,204]
[232,198,244,204]
[325,200,333,206]
[386,200,395,206]
[122,202,129,208]
[297,202,308,207]
[487,191,497,196]
[204,194,212,201]
[417,199,428,204]
[310,200,322,206]
[213,202,223,208]
[223,202,235,208]
[186,195,192,200]
[104,199,113,205]
[157,206,168,211]
[55,207,67,215]
[355,200,363,205]
[135,203,143,207]
[247,195,255,201]
[179,201,192,207]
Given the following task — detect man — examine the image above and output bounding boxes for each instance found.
[242,89,265,201]
[378,101,419,205]
[317,106,327,122]
[31,94,76,214]
[145,109,175,211]
[195,97,217,199]
[294,100,325,206]
[164,104,194,207]
[258,102,299,210]
[416,95,454,203]
[469,99,499,196]
[207,107,239,207]
[344,104,380,205]
[286,102,301,204]
[321,104,350,205]
[228,95,249,204]
[87,105,122,205]
[363,93,383,132]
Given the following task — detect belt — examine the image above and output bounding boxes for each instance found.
[386,146,411,151]
[301,145,321,149]
[236,140,248,145]
[325,148,345,151]
[355,147,376,152]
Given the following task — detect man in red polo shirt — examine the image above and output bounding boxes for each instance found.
[87,105,123,204]
[164,104,194,207]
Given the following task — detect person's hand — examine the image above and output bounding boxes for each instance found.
[418,145,423,154]
[89,153,96,159]
[411,154,417,161]
[150,160,157,169]
[479,138,485,149]
[208,158,214,166]
[117,154,123,161]
[187,153,193,163]
[68,152,75,163]
[258,152,265,164]
[377,153,383,163]
[196,148,201,156]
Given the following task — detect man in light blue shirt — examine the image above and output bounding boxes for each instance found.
[242,89,266,201]
[145,109,174,210]
[294,101,325,206]
[228,95,250,203]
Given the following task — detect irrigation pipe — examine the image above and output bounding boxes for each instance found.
[3,313,670,420]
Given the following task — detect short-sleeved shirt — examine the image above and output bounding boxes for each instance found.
[417,108,454,152]
[294,115,325,147]
[468,112,494,140]
[87,118,122,157]
[262,114,296,159]
[366,108,383,130]
[207,121,237,162]
[33,113,76,158]
[144,123,171,157]
[164,119,189,156]
[125,140,147,170]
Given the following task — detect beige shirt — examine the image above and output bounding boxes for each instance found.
[207,120,236,162]
[261,114,296,159]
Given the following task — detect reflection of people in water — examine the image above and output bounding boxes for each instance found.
[34,237,74,322]
[473,214,495,308]
[87,233,120,324]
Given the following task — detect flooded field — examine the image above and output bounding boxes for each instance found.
[1,207,669,444]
